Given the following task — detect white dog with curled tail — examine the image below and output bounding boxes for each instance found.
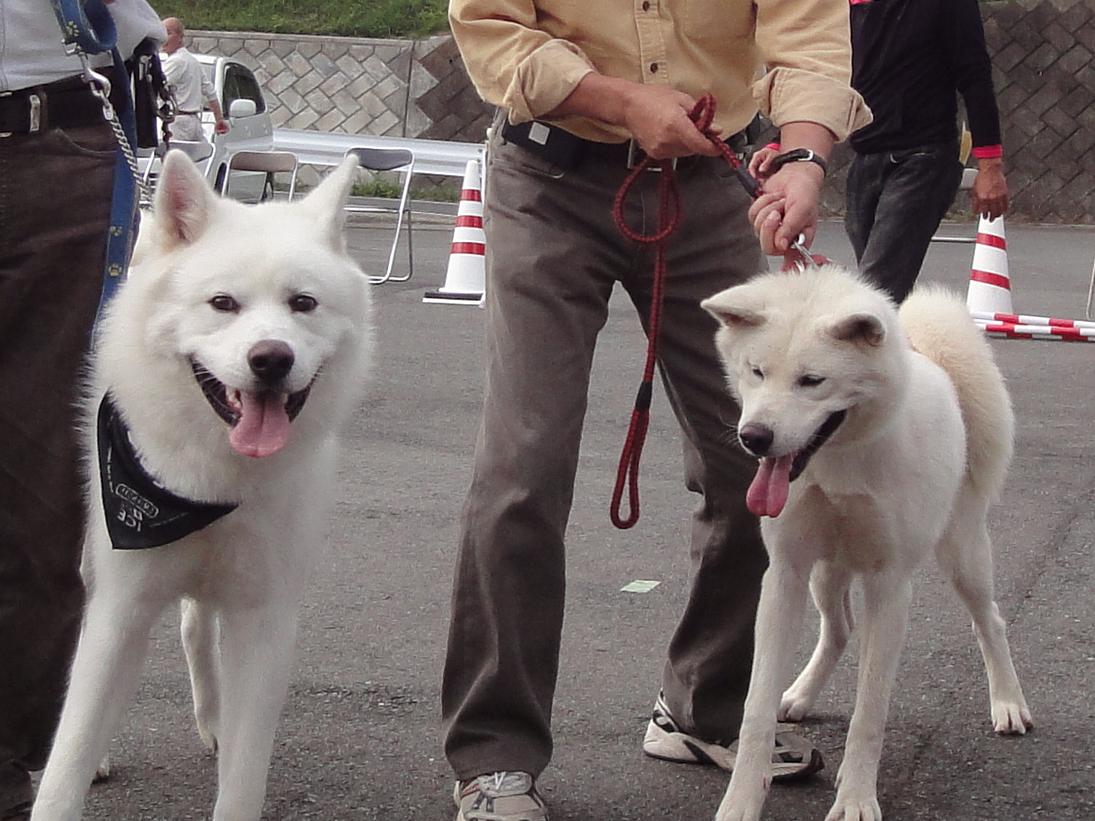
[701,265,1031,821]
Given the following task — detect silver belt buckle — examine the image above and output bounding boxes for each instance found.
[0,91,40,138]
[626,139,677,171]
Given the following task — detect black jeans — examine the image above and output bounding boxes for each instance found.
[844,140,963,302]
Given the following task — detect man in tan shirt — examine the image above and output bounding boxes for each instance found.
[441,3,870,819]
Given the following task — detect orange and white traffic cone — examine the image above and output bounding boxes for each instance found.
[423,159,486,305]
[965,215,1013,315]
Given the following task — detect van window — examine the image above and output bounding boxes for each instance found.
[223,65,266,115]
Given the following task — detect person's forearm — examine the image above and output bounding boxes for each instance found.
[545,72,634,126]
[777,121,835,161]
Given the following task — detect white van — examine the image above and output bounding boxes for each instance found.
[141,54,275,202]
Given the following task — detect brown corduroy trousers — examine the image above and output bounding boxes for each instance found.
[0,120,115,797]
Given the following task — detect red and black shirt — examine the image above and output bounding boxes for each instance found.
[848,0,1003,159]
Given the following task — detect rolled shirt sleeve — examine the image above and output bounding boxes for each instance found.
[201,72,218,106]
[449,0,595,124]
[753,0,872,140]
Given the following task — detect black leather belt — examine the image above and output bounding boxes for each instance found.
[0,67,121,137]
[582,131,748,169]
[500,117,747,172]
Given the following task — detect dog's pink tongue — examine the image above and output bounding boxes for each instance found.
[746,455,794,518]
[229,392,290,458]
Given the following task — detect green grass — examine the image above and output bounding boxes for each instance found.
[351,178,459,203]
[157,1,449,38]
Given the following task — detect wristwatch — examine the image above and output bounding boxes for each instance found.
[768,148,828,176]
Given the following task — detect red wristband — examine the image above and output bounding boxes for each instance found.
[972,144,1003,160]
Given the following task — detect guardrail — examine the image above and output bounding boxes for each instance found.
[271,128,484,179]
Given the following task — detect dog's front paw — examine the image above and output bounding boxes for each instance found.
[714,796,765,821]
[93,753,111,783]
[825,791,882,821]
[991,697,1033,735]
[197,721,219,755]
[778,685,814,722]
[714,775,769,821]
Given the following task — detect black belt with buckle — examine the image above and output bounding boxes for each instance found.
[0,68,121,137]
[500,118,748,172]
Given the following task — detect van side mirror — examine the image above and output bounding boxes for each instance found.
[228,99,257,118]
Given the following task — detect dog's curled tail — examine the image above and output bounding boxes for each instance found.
[899,285,1015,500]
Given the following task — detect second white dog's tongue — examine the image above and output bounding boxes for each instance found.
[746,455,794,518]
[229,391,290,458]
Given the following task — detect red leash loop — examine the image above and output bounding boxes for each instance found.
[609,94,737,529]
[608,94,827,528]
[609,154,679,528]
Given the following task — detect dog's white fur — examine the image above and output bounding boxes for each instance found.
[32,152,372,821]
[701,265,1031,821]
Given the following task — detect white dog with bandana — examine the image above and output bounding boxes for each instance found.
[32,151,372,820]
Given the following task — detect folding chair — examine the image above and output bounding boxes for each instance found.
[141,139,215,200]
[344,147,415,284]
[218,149,299,201]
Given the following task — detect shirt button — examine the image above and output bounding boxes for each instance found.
[650,62,659,73]
[642,1,651,10]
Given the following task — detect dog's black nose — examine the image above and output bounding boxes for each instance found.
[739,423,774,456]
[248,339,295,384]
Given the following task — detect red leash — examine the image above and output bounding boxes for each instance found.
[607,95,829,528]
[609,94,752,529]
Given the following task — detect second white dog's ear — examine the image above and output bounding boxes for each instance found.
[701,290,766,329]
[153,150,218,249]
[828,312,886,346]
[302,155,358,252]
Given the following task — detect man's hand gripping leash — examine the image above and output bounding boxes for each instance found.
[608,95,822,528]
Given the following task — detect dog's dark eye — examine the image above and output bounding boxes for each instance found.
[751,366,764,380]
[209,294,239,313]
[289,294,318,313]
[798,374,825,388]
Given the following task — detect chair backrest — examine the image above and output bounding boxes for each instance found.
[227,150,298,174]
[142,140,214,192]
[346,147,414,173]
[165,139,214,164]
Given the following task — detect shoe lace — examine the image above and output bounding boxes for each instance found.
[477,771,530,795]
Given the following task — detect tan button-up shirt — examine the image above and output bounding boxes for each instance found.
[449,0,871,144]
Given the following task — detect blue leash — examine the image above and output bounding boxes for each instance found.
[49,0,141,318]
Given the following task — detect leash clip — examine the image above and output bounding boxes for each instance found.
[79,54,115,122]
[784,233,821,272]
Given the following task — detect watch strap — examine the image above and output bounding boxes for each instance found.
[769,148,828,176]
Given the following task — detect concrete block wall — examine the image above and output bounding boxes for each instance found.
[192,0,1093,221]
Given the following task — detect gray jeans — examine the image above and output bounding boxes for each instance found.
[0,120,114,786]
[441,127,769,780]
[844,140,964,302]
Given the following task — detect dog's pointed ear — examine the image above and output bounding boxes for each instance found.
[152,150,218,249]
[701,289,766,329]
[828,312,886,346]
[301,155,358,251]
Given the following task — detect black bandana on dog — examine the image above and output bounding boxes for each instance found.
[97,394,238,549]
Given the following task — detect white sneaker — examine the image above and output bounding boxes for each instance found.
[453,771,549,821]
[642,691,824,782]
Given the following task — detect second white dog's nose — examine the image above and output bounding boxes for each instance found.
[739,423,774,456]
[248,339,295,384]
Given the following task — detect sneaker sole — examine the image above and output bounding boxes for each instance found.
[642,721,824,783]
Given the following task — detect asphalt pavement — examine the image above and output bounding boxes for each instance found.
[76,214,1095,820]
